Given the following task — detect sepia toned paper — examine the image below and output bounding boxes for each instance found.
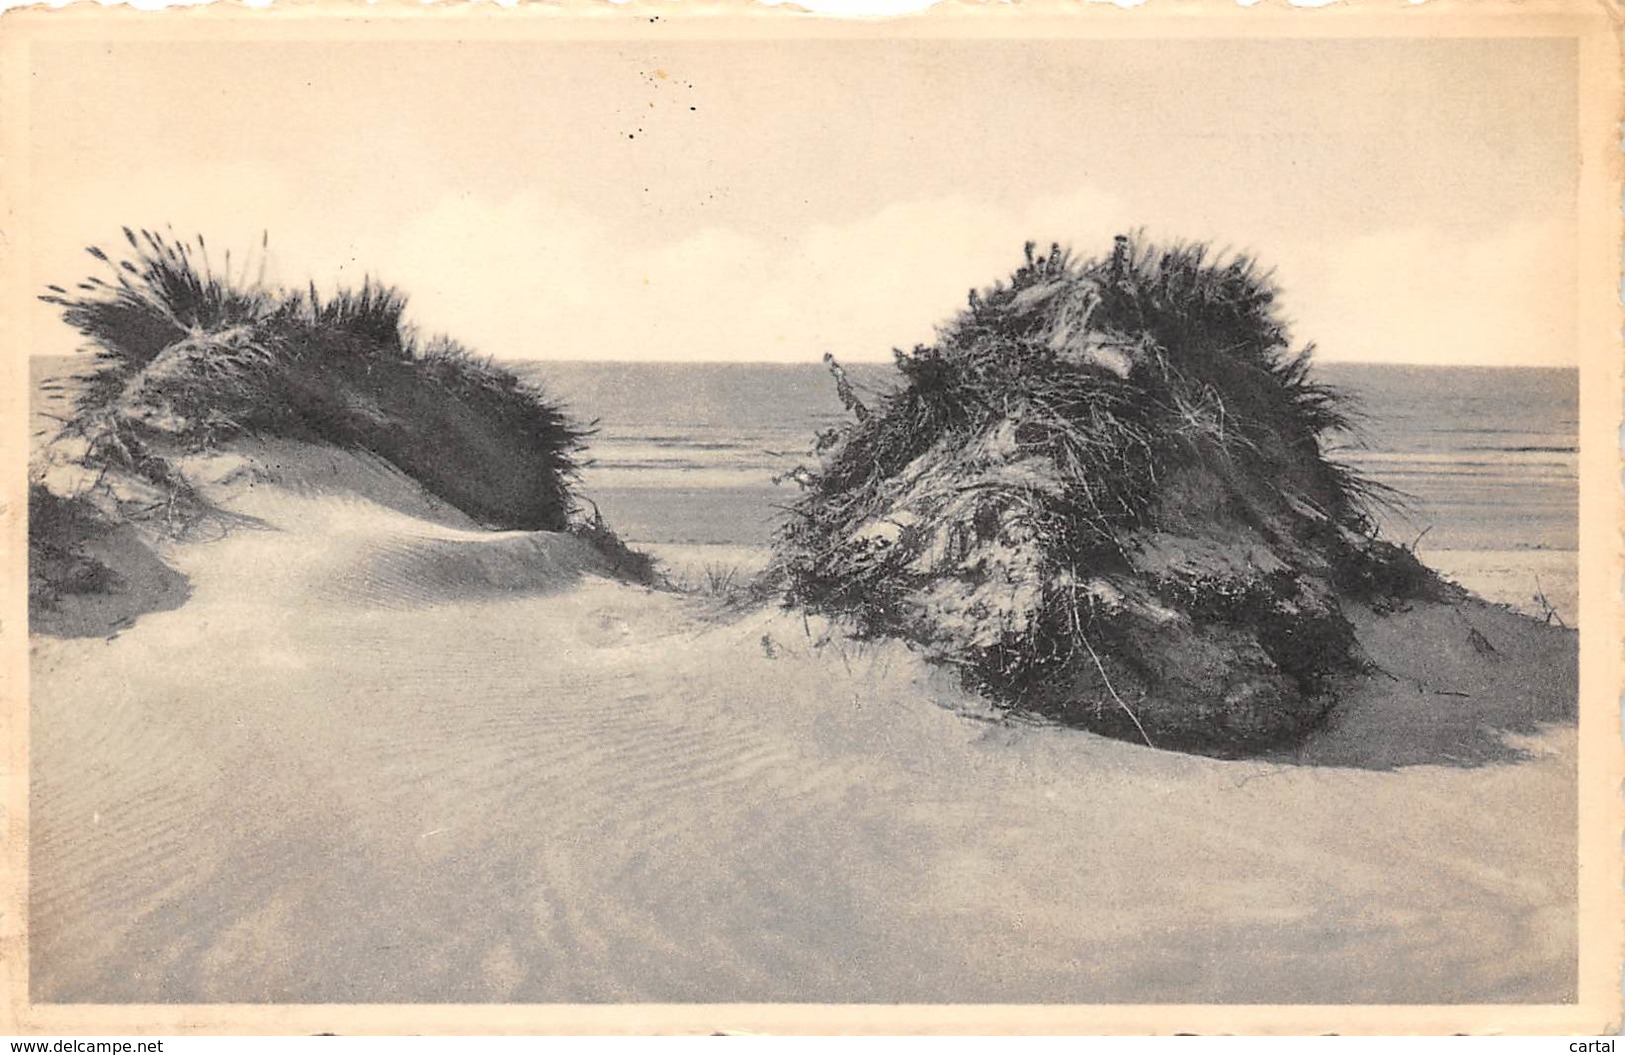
[1,0,1620,1035]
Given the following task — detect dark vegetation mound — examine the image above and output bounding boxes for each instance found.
[32,228,650,622]
[41,229,585,529]
[773,236,1451,754]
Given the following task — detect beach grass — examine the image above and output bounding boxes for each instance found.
[38,228,594,533]
[30,229,659,627]
[773,235,1447,753]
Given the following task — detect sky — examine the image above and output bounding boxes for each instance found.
[26,35,1578,365]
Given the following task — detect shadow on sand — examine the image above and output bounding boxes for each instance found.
[1270,599,1578,771]
[29,521,192,640]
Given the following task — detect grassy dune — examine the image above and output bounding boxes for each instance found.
[30,229,650,632]
[28,435,1576,1003]
[774,238,1450,753]
[24,232,1579,1005]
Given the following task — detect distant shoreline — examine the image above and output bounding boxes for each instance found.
[29,353,1580,625]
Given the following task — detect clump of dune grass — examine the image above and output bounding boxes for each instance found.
[41,229,280,411]
[568,499,658,583]
[772,235,1447,754]
[38,228,600,538]
[659,559,772,610]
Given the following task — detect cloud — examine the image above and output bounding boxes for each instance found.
[1271,218,1576,367]
[378,186,1131,362]
[29,172,1573,368]
[376,192,1574,368]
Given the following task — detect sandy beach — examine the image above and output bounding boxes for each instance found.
[645,543,1578,631]
[28,441,1577,1004]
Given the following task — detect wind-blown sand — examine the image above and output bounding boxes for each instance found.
[29,442,1576,1003]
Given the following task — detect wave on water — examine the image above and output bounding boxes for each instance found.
[32,356,1579,552]
[520,361,1580,553]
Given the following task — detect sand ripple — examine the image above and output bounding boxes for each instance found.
[28,451,1578,1003]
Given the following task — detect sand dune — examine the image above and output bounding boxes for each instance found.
[29,442,1577,1003]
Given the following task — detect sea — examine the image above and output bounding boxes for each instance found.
[518,361,1579,556]
[29,356,1579,557]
